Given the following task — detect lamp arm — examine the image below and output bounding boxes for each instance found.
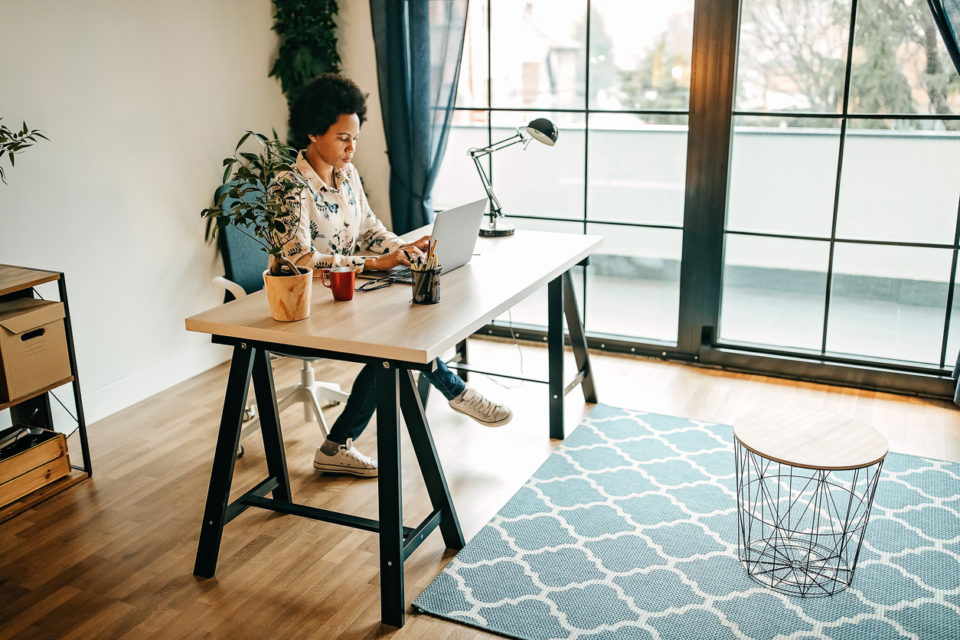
[471,151,503,216]
[468,132,524,218]
[468,132,524,158]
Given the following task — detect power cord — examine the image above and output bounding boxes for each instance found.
[484,309,525,390]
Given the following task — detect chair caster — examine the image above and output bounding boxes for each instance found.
[237,444,245,459]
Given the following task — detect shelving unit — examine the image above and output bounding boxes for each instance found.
[0,264,91,523]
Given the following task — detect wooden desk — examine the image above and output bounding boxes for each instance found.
[185,229,602,626]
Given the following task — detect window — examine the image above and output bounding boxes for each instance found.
[722,0,960,369]
[435,0,695,344]
[434,0,960,394]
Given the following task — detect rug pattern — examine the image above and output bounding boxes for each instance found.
[414,405,960,640]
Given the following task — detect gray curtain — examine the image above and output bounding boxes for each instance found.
[927,0,960,75]
[370,0,469,234]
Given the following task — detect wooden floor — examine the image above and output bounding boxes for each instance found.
[2,338,959,639]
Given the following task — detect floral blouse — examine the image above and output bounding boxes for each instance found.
[280,151,404,273]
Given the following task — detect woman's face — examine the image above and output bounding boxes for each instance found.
[307,113,360,170]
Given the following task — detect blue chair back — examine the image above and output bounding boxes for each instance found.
[214,183,268,301]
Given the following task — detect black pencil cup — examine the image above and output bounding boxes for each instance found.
[411,266,441,304]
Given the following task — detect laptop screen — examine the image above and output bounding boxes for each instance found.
[358,198,487,280]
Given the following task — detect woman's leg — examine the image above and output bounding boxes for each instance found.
[421,358,466,400]
[326,363,378,444]
[426,357,512,427]
[328,359,462,444]
[315,363,380,477]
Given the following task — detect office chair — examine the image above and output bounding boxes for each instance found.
[212,190,349,455]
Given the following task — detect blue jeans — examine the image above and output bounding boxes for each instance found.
[326,358,465,444]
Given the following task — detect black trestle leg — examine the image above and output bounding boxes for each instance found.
[455,339,469,382]
[548,275,565,439]
[416,370,431,408]
[194,343,255,578]
[375,363,405,627]
[563,270,597,403]
[399,370,465,550]
[251,348,291,503]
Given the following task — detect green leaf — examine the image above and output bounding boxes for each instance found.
[234,131,252,153]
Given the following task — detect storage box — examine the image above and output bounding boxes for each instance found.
[0,429,70,508]
[0,298,72,403]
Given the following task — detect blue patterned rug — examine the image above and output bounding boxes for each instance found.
[414,405,960,640]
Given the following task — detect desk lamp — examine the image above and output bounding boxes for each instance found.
[468,117,558,237]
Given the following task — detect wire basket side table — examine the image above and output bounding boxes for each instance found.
[733,410,888,598]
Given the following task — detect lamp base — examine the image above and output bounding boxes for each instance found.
[479,219,516,237]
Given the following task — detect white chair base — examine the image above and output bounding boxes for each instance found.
[240,359,349,446]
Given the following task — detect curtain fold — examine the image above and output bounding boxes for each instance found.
[927,0,960,76]
[370,0,469,234]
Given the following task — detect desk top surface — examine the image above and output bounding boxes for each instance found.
[734,409,889,470]
[186,229,602,364]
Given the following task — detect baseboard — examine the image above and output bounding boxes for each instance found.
[81,343,230,425]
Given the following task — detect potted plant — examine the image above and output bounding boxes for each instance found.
[0,118,47,184]
[201,130,313,322]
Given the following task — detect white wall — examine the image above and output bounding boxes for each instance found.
[0,0,290,423]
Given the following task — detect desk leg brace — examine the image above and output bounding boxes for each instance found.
[194,343,255,578]
[376,364,405,627]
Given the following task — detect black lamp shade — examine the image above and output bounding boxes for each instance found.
[524,118,558,146]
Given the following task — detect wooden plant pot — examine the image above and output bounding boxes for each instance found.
[263,267,312,322]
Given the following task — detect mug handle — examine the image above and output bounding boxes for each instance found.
[320,269,332,288]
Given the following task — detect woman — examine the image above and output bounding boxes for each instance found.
[282,74,512,477]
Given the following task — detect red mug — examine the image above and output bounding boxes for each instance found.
[320,266,356,301]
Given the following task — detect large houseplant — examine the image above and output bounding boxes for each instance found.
[202,131,314,321]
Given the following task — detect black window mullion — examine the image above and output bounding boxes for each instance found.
[582,0,591,326]
[820,0,860,357]
[485,0,493,186]
[940,196,960,369]
[677,0,740,355]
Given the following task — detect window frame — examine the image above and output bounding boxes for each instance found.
[459,0,960,399]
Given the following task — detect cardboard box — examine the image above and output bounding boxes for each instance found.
[0,430,70,508]
[0,298,72,403]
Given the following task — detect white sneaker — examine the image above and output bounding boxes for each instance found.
[313,438,378,477]
[448,388,512,427]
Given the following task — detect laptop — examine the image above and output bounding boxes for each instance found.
[359,198,487,284]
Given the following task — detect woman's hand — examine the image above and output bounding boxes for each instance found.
[365,245,424,271]
[400,235,431,252]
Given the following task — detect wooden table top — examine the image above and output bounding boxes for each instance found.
[734,408,889,470]
[185,229,602,365]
